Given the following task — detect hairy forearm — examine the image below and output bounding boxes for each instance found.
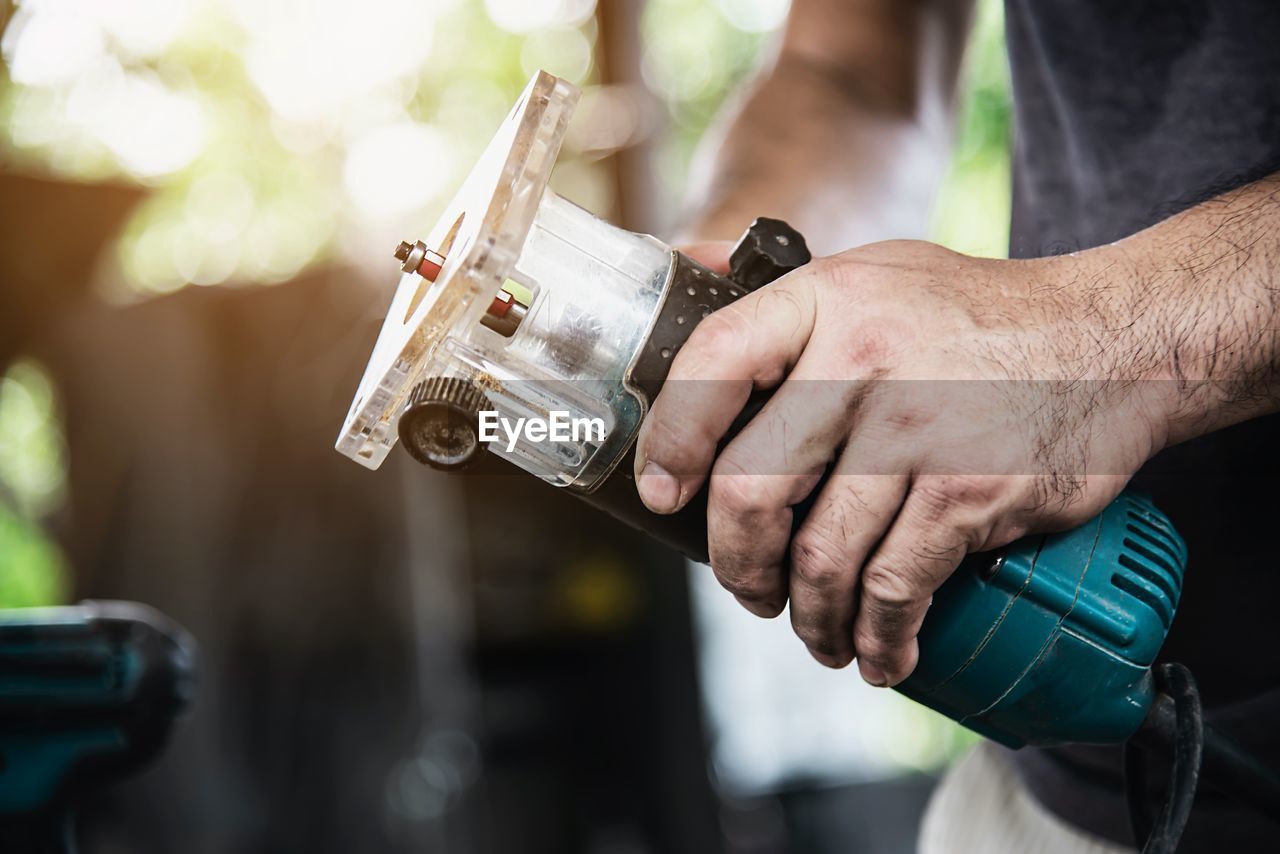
[1095,174,1280,446]
[680,0,973,254]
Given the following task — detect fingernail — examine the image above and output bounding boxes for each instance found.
[859,660,889,687]
[638,461,680,513]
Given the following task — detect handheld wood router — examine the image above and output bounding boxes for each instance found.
[336,71,1280,851]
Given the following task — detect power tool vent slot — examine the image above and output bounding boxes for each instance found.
[1124,510,1186,564]
[1123,530,1180,579]
[1110,571,1173,628]
[1118,550,1178,603]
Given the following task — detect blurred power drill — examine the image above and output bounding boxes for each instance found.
[0,601,195,853]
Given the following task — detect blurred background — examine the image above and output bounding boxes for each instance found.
[0,0,1011,851]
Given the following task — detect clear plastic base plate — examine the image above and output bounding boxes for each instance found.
[336,71,580,469]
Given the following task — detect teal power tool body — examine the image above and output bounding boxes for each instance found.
[901,491,1182,749]
[336,71,1280,850]
[0,601,195,852]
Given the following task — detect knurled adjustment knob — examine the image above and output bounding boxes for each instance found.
[728,217,811,291]
[398,377,490,470]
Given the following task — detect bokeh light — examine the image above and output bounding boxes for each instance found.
[233,0,441,123]
[0,360,65,519]
[484,0,595,35]
[0,358,68,606]
[0,0,813,297]
[1,0,613,295]
[343,122,455,219]
[640,0,780,210]
[716,0,790,34]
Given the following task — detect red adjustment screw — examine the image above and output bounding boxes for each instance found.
[480,287,529,337]
[393,240,446,282]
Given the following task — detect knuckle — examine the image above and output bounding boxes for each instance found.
[860,560,921,609]
[682,310,748,364]
[911,479,962,520]
[919,475,1001,511]
[837,321,898,368]
[907,483,956,526]
[790,530,849,589]
[909,477,1004,543]
[709,464,771,518]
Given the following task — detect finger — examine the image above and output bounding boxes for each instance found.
[634,274,818,514]
[852,485,979,687]
[702,376,855,619]
[787,472,907,667]
[705,341,903,652]
[785,380,922,668]
[677,241,733,274]
[704,473,810,618]
[700,334,871,622]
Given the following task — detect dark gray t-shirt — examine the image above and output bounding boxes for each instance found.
[1003,0,1280,848]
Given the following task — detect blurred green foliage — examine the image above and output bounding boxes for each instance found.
[0,360,64,518]
[642,0,783,206]
[0,503,66,607]
[932,0,1012,258]
[0,360,68,607]
[1,0,1009,288]
[0,0,607,294]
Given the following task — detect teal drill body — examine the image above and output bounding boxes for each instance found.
[899,492,1187,747]
[0,602,194,816]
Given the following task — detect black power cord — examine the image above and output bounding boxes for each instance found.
[1125,663,1204,854]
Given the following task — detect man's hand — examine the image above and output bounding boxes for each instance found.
[636,240,1154,685]
[636,176,1280,687]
